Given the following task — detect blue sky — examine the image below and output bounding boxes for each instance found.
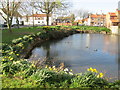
[69,0,120,14]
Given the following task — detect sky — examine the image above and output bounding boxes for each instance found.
[69,0,120,14]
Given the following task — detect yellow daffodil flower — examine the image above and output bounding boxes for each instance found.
[10,58,13,61]
[45,65,48,68]
[31,64,35,67]
[92,69,98,73]
[49,67,53,70]
[97,73,104,78]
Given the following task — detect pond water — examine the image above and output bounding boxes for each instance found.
[29,34,120,81]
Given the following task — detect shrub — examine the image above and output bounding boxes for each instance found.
[70,72,108,88]
[12,38,23,44]
[30,69,57,84]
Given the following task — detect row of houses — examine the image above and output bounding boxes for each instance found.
[0,9,120,29]
[75,9,120,29]
[0,9,53,26]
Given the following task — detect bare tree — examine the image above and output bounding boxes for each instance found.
[0,0,23,32]
[70,13,75,25]
[31,0,67,26]
[77,9,89,19]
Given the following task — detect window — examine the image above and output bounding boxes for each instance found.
[38,17,44,20]
[38,21,40,23]
[91,18,94,20]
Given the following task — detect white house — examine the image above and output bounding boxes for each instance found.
[22,14,53,26]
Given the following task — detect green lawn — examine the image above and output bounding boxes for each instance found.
[2,26,111,44]
[2,27,43,44]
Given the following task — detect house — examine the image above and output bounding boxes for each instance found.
[82,18,89,26]
[106,9,120,34]
[22,14,53,26]
[106,9,120,28]
[87,14,106,26]
[54,16,72,26]
[0,8,22,25]
[74,20,83,25]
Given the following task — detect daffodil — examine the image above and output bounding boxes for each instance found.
[87,67,98,73]
[87,67,93,72]
[10,58,13,61]
[92,69,98,73]
[45,65,48,68]
[64,68,69,72]
[49,67,53,70]
[97,73,104,78]
[16,54,19,56]
[31,64,35,67]
[70,69,73,72]
[69,72,73,75]
[9,52,14,54]
[2,59,5,61]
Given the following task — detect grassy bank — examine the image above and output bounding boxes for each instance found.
[2,27,43,44]
[2,26,119,89]
[2,26,111,44]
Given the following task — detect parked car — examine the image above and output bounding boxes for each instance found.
[1,24,7,27]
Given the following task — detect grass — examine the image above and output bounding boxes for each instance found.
[2,27,43,44]
[2,26,111,44]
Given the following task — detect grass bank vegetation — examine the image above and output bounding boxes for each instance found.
[1,26,119,89]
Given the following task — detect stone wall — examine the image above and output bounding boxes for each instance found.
[110,26,120,35]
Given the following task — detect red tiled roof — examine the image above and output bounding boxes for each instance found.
[90,14,106,18]
[116,9,120,13]
[22,14,52,17]
[109,13,116,16]
[82,18,88,21]
[111,19,119,22]
[75,20,82,22]
[32,14,52,17]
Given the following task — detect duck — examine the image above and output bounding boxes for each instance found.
[86,46,89,48]
[94,49,98,51]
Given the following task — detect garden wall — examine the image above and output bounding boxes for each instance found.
[110,26,120,35]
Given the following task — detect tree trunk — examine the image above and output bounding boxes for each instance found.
[7,23,12,33]
[16,17,20,29]
[46,13,49,26]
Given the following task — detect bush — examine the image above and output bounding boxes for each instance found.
[70,72,108,88]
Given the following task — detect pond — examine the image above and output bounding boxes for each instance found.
[29,34,120,81]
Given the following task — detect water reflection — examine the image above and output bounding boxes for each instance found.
[29,34,120,81]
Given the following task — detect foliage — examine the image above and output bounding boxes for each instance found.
[70,26,111,32]
[1,26,116,88]
[2,76,39,88]
[70,72,108,88]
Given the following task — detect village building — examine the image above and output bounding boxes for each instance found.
[106,9,120,28]
[22,14,53,26]
[106,9,120,34]
[54,16,72,26]
[82,18,89,26]
[74,20,83,25]
[87,14,106,26]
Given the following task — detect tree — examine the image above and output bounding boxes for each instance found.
[0,0,22,32]
[77,9,89,19]
[70,13,75,25]
[31,0,67,26]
